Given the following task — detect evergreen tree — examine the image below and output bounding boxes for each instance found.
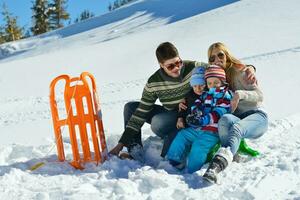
[0,26,6,44]
[31,0,50,35]
[108,0,135,11]
[74,9,94,23]
[108,3,113,11]
[24,30,32,38]
[1,4,23,42]
[48,0,69,30]
[112,1,120,10]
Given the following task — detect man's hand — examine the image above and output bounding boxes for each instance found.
[109,143,124,156]
[176,117,185,129]
[231,92,240,112]
[178,100,187,111]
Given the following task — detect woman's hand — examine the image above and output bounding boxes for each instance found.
[244,66,257,85]
[231,92,240,112]
[176,118,185,129]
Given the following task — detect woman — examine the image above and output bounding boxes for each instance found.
[203,42,268,183]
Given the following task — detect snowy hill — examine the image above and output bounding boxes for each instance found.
[1,0,300,199]
[0,0,238,60]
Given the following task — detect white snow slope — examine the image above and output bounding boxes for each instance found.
[0,0,300,199]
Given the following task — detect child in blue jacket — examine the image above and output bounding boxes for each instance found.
[167,65,232,173]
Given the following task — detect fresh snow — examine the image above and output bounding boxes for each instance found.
[1,0,300,199]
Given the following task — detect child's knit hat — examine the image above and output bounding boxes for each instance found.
[190,67,205,86]
[204,65,226,82]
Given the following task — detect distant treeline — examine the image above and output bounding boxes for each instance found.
[0,0,135,45]
[108,0,136,11]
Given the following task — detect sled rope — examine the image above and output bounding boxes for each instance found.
[29,80,79,171]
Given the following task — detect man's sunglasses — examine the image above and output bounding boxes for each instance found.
[209,52,225,63]
[165,59,183,71]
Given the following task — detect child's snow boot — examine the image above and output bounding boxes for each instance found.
[169,160,186,170]
[203,147,233,184]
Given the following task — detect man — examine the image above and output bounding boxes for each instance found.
[109,42,208,161]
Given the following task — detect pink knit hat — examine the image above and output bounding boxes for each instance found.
[204,65,226,82]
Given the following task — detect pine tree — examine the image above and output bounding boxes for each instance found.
[113,1,120,10]
[31,0,50,35]
[1,4,23,42]
[0,26,6,44]
[108,3,113,11]
[74,9,94,23]
[108,0,135,11]
[48,0,69,30]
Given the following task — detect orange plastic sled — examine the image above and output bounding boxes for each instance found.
[49,72,107,169]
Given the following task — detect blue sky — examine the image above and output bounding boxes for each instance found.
[0,0,113,30]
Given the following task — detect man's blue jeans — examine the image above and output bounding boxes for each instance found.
[218,110,268,155]
[124,101,178,156]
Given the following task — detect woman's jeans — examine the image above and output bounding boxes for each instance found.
[218,110,268,155]
[124,101,177,155]
[167,127,219,173]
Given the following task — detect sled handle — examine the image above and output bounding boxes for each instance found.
[49,75,70,161]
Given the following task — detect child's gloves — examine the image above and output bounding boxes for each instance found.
[186,114,203,127]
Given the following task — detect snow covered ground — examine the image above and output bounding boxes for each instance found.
[0,0,300,199]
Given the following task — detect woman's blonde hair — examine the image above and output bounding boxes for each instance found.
[207,42,244,89]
